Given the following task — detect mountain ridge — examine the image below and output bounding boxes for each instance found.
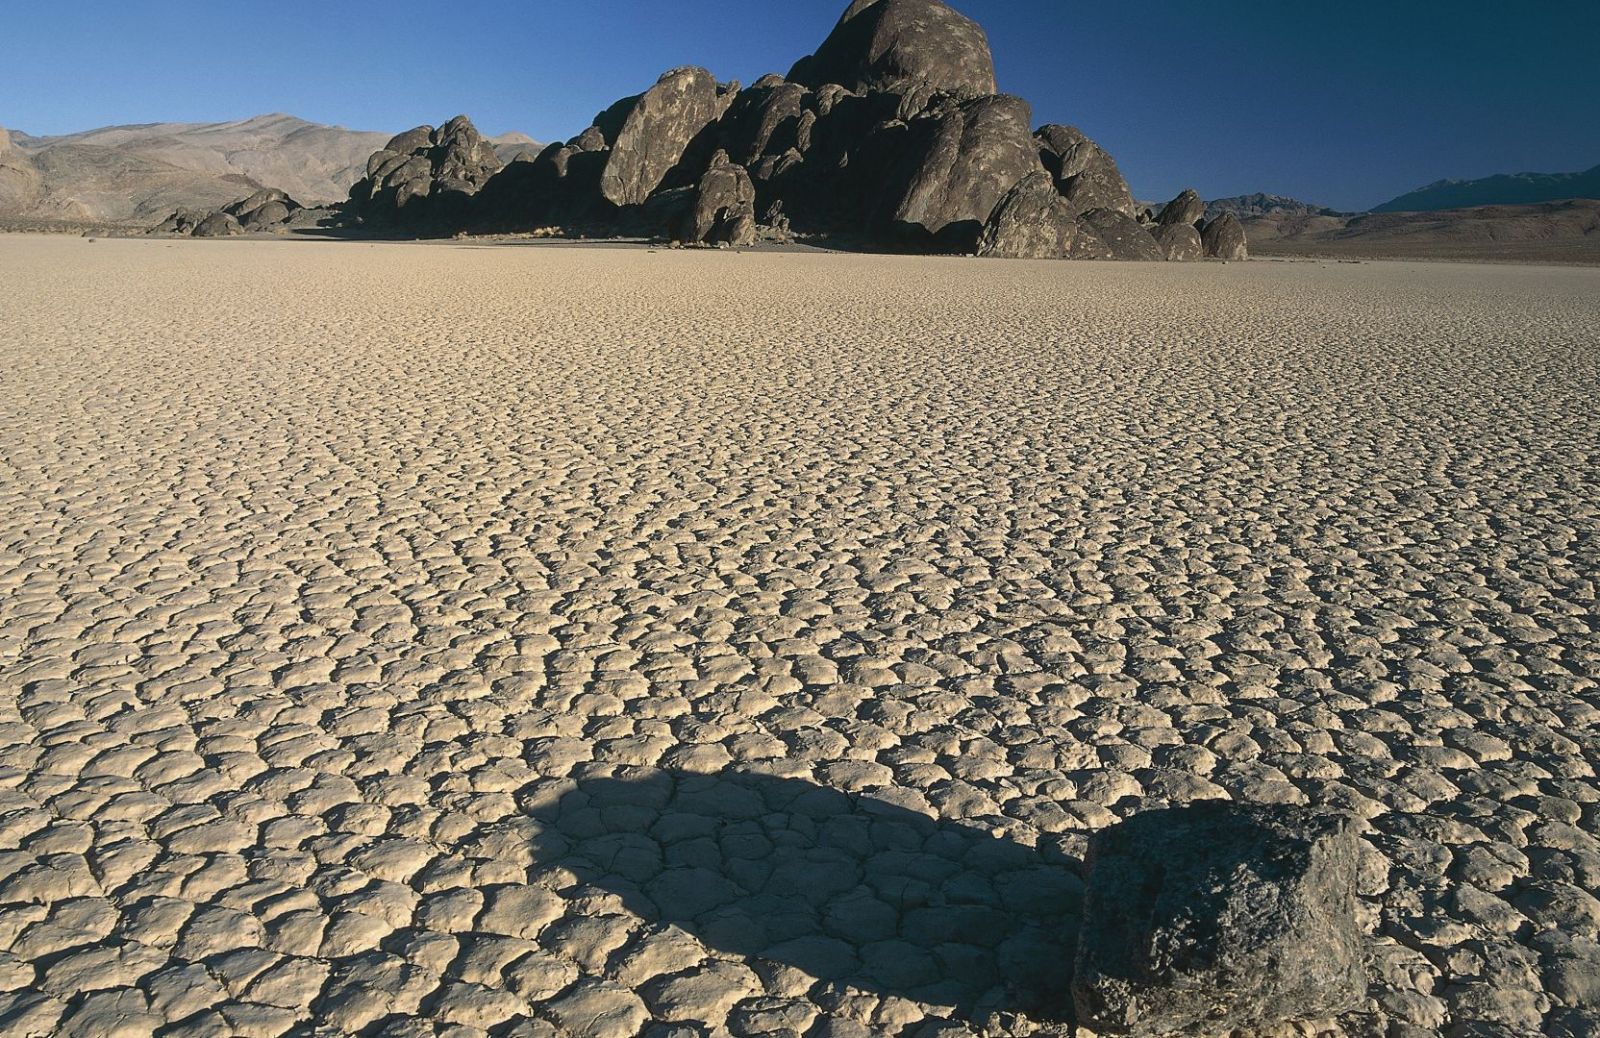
[0,113,539,227]
[1373,163,1600,213]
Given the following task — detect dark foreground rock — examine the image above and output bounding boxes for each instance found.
[348,115,503,228]
[976,170,1077,258]
[673,150,758,245]
[599,67,733,206]
[1152,222,1203,261]
[1072,208,1164,261]
[1036,124,1137,218]
[1201,211,1249,260]
[1072,802,1365,1037]
[890,93,1040,247]
[789,0,998,99]
[336,0,1238,261]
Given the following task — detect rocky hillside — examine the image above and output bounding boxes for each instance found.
[1242,199,1600,263]
[1373,163,1600,213]
[348,0,1240,261]
[1,114,390,226]
[1205,193,1344,221]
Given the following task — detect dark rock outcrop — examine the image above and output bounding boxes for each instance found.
[1158,187,1204,227]
[1071,208,1164,261]
[673,151,758,245]
[1072,802,1365,1037]
[149,207,208,235]
[717,75,810,169]
[349,116,502,226]
[889,93,1041,247]
[150,188,321,236]
[789,0,997,99]
[599,67,733,207]
[332,0,1235,262]
[151,188,305,236]
[1202,211,1249,259]
[193,211,243,237]
[1152,222,1203,261]
[224,188,301,229]
[1036,124,1136,217]
[976,171,1077,258]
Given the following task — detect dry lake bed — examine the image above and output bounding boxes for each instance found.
[0,234,1597,1037]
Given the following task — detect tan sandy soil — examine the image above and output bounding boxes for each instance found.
[0,234,1597,1037]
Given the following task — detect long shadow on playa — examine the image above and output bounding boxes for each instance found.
[526,767,1085,1020]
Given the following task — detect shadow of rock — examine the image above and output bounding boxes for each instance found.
[524,766,1084,1021]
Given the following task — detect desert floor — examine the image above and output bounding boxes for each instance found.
[0,234,1597,1038]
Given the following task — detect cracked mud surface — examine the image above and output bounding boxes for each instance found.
[0,235,1597,1038]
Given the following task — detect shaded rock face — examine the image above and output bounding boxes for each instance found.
[1036,124,1136,218]
[976,171,1077,258]
[673,151,758,245]
[1202,211,1249,259]
[600,67,732,206]
[1071,208,1163,261]
[350,116,503,226]
[1152,222,1203,261]
[1158,188,1204,227]
[789,0,997,98]
[347,0,1232,261]
[718,77,810,168]
[1072,803,1365,1037]
[890,93,1040,247]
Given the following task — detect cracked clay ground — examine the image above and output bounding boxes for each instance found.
[0,234,1597,1038]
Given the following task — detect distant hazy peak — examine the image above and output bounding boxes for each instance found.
[1373,163,1600,213]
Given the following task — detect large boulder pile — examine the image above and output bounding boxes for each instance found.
[347,116,503,228]
[347,0,1241,260]
[149,188,311,237]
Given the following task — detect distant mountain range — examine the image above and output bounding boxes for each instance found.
[1373,163,1600,213]
[0,114,538,227]
[1196,164,1600,263]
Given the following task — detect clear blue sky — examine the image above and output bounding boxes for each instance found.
[4,0,1597,211]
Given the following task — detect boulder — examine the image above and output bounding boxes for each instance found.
[193,211,243,237]
[673,150,758,245]
[223,188,302,230]
[719,76,811,168]
[890,93,1041,247]
[241,200,293,230]
[1070,208,1164,261]
[1201,211,1249,259]
[599,67,732,207]
[149,207,207,235]
[1158,188,1205,228]
[1036,124,1136,217]
[432,115,503,190]
[350,115,503,225]
[976,171,1077,258]
[1072,802,1366,1037]
[1152,223,1203,261]
[225,188,296,218]
[789,0,997,99]
[385,126,435,156]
